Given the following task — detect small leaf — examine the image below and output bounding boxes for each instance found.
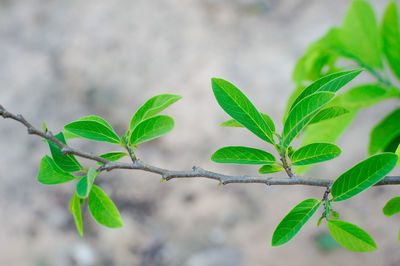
[331,153,398,201]
[331,211,340,219]
[382,1,400,80]
[47,132,82,172]
[327,219,377,252]
[396,144,400,166]
[129,115,174,145]
[369,108,400,155]
[129,94,182,132]
[309,106,349,125]
[37,155,76,185]
[272,198,321,246]
[64,116,121,144]
[212,78,274,144]
[211,146,275,165]
[220,113,276,132]
[289,69,362,112]
[283,92,335,148]
[69,192,84,237]
[96,152,129,165]
[259,164,284,174]
[76,167,97,199]
[88,185,123,228]
[291,143,341,166]
[383,197,400,217]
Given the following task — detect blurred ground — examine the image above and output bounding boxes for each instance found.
[1,0,400,265]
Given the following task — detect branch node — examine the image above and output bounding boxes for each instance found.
[61,147,71,155]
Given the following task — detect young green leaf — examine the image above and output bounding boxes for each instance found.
[383,197,400,217]
[47,132,82,172]
[259,164,284,174]
[289,69,362,112]
[220,113,276,132]
[369,108,400,155]
[64,116,121,144]
[211,146,275,165]
[96,152,129,165]
[331,153,398,202]
[76,167,97,199]
[129,115,174,145]
[283,92,335,148]
[382,1,400,80]
[37,155,77,185]
[272,198,321,246]
[309,106,349,125]
[69,192,84,237]
[396,144,400,166]
[88,185,123,228]
[211,78,274,144]
[129,94,182,132]
[327,219,377,252]
[290,143,341,166]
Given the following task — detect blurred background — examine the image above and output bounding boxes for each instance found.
[1,0,400,265]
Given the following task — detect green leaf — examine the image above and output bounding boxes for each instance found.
[63,130,81,140]
[309,106,349,125]
[396,144,400,166]
[289,69,362,112]
[129,94,182,132]
[332,0,382,69]
[129,115,174,145]
[258,164,284,174]
[76,167,97,199]
[272,198,321,246]
[220,113,276,132]
[291,143,341,166]
[47,132,82,172]
[37,155,76,185]
[331,153,398,202]
[64,116,121,144]
[211,146,275,165]
[96,152,129,165]
[283,92,335,148]
[211,78,274,144]
[369,108,400,155]
[327,219,377,252]
[88,185,123,228]
[69,192,84,237]
[382,1,400,80]
[383,197,400,217]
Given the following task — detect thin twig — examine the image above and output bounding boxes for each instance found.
[1,105,399,188]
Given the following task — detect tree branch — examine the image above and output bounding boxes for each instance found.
[1,104,399,188]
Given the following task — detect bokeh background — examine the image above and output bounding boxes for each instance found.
[1,0,400,265]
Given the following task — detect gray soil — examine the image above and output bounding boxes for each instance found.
[1,0,399,265]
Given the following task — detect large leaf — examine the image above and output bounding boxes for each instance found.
[129,94,182,132]
[259,164,284,174]
[64,116,121,144]
[37,155,76,185]
[96,152,129,165]
[309,106,349,125]
[383,197,400,217]
[47,132,82,172]
[331,0,382,69]
[272,198,321,246]
[76,167,97,199]
[69,192,84,237]
[331,153,398,202]
[129,115,174,145]
[382,2,400,80]
[327,219,377,252]
[88,185,123,228]
[211,146,275,165]
[211,78,274,144]
[290,143,341,166]
[369,108,400,155]
[220,113,275,132]
[283,92,335,148]
[290,69,362,112]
